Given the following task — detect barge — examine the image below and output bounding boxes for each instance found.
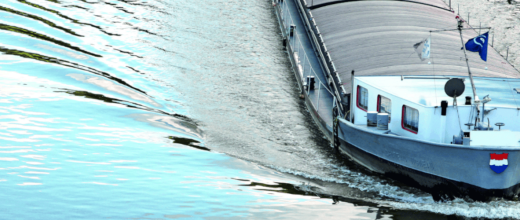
[273,0,520,201]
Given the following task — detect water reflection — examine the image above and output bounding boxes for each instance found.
[0,47,144,92]
[2,0,520,218]
[0,5,82,36]
[168,136,209,151]
[15,0,121,36]
[0,23,99,57]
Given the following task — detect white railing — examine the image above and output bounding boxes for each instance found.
[278,0,334,123]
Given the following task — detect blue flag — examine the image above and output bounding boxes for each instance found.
[464,32,489,61]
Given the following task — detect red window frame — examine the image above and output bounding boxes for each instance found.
[356,85,367,112]
[401,105,418,134]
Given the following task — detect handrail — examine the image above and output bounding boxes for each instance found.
[295,32,334,96]
[297,0,331,76]
[294,0,346,113]
[277,0,338,126]
[277,1,333,97]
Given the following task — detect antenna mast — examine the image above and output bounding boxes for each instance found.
[457,17,481,110]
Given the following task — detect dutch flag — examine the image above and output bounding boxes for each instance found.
[490,153,508,174]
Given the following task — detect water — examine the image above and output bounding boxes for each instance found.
[1,0,519,219]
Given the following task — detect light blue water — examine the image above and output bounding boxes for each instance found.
[1,0,520,219]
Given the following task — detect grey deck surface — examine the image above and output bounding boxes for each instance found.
[309,0,520,92]
[283,0,328,86]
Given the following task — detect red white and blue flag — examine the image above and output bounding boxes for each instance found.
[490,153,508,174]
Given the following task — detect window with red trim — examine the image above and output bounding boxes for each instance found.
[357,86,368,111]
[377,95,391,122]
[402,105,419,134]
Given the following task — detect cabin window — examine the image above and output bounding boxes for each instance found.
[402,105,419,134]
[377,95,391,122]
[357,86,368,111]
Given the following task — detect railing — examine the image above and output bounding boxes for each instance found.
[294,0,348,118]
[277,0,335,128]
[280,0,332,93]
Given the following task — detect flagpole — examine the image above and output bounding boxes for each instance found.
[457,18,481,110]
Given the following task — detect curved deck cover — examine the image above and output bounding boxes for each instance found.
[308,0,449,9]
[309,0,520,92]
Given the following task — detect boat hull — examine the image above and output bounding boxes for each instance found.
[337,118,520,201]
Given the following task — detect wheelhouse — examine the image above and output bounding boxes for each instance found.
[352,75,520,145]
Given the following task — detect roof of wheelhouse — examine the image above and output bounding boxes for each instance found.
[307,0,520,92]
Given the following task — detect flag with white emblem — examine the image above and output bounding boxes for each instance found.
[413,37,431,61]
[464,32,489,61]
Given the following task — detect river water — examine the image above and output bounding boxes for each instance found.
[1,0,519,219]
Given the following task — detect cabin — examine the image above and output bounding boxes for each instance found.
[352,75,520,146]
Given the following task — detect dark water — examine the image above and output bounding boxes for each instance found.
[1,0,519,219]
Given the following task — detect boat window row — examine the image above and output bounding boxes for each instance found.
[357,85,419,134]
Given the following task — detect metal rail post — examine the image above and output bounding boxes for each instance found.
[303,53,307,76]
[492,31,494,47]
[297,34,300,57]
[317,82,321,111]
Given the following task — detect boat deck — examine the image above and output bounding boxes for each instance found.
[355,124,400,136]
[277,0,336,130]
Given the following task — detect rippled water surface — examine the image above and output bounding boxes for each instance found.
[1,0,520,219]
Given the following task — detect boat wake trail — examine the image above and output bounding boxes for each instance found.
[270,161,520,219]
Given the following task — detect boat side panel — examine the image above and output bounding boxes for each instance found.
[337,134,520,200]
[338,119,520,190]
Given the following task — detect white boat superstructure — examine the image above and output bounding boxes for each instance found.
[352,76,520,146]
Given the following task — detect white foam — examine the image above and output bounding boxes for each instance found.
[383,199,520,219]
[270,160,520,219]
[267,164,433,204]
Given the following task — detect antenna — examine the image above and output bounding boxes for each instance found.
[445,78,465,133]
[444,78,465,97]
[456,16,480,105]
